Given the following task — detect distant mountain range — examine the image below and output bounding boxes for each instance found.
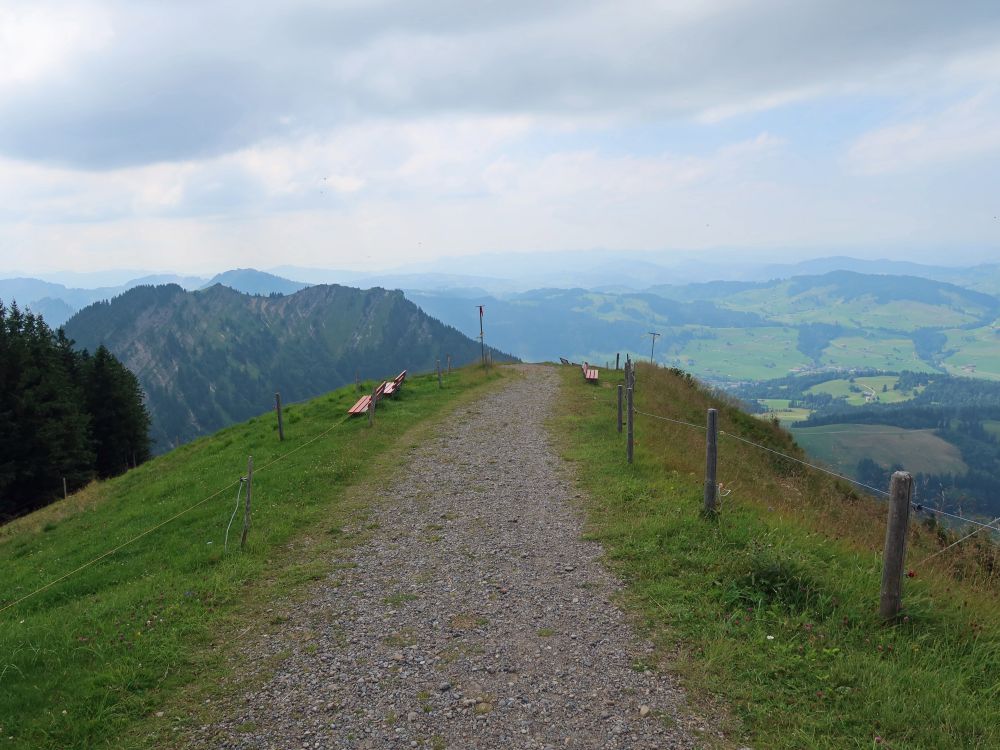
[0,274,205,327]
[408,271,1000,382]
[64,283,513,449]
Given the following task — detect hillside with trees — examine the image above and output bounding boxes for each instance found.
[0,302,150,522]
[65,283,514,449]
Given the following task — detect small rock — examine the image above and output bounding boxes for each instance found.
[639,704,651,717]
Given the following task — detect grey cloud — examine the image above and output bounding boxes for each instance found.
[1,0,998,169]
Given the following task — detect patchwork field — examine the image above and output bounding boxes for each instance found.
[820,335,935,372]
[941,323,1000,380]
[806,375,919,405]
[665,326,810,381]
[758,398,812,424]
[790,423,968,478]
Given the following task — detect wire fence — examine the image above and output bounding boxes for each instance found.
[601,357,1000,602]
[0,398,365,617]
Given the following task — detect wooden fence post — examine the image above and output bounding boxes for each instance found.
[703,409,718,514]
[616,352,620,371]
[880,471,913,620]
[63,477,67,500]
[437,359,443,388]
[368,384,376,427]
[275,392,284,441]
[447,354,451,374]
[617,384,623,434]
[626,386,634,464]
[240,455,253,550]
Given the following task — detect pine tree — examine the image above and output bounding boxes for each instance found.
[86,345,151,477]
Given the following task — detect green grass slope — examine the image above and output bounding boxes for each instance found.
[791,424,967,478]
[552,363,998,750]
[0,365,505,750]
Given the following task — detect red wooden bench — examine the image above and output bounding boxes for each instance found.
[582,362,598,383]
[348,380,389,415]
[383,370,407,397]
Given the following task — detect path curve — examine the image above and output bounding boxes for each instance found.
[204,365,700,749]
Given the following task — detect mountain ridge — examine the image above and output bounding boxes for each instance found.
[64,283,514,449]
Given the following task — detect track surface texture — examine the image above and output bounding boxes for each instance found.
[202,365,706,749]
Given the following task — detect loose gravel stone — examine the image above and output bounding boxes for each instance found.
[195,366,709,749]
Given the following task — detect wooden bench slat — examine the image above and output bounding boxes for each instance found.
[348,395,371,415]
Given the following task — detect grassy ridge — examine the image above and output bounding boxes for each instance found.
[551,363,999,749]
[0,365,504,749]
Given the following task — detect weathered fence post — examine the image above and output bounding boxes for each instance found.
[437,359,443,388]
[63,477,67,500]
[880,471,913,620]
[703,408,718,514]
[617,384,623,434]
[368,384,376,427]
[616,352,620,371]
[240,455,253,550]
[274,392,284,441]
[626,386,634,464]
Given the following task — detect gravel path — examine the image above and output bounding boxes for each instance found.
[202,365,704,749]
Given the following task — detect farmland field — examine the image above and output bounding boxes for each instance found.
[790,423,968,478]
[757,398,812,424]
[806,375,920,405]
[665,326,809,381]
[941,323,1000,380]
[819,335,935,372]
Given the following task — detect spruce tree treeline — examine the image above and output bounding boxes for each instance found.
[0,300,151,523]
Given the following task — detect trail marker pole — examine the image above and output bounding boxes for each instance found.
[63,477,67,500]
[617,384,623,434]
[880,471,913,620]
[275,392,284,441]
[704,408,718,514]
[648,332,661,364]
[437,359,443,388]
[476,305,486,367]
[240,456,253,550]
[626,386,634,464]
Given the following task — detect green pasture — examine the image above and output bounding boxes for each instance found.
[820,336,935,372]
[757,399,813,424]
[806,376,919,406]
[791,424,967,478]
[665,326,810,381]
[941,323,1000,381]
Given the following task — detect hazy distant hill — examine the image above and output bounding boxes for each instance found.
[0,274,206,326]
[202,268,310,296]
[408,272,1000,382]
[407,287,764,364]
[65,283,513,449]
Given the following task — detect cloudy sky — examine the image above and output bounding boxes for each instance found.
[1,0,999,275]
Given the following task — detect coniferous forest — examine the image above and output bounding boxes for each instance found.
[0,300,150,523]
